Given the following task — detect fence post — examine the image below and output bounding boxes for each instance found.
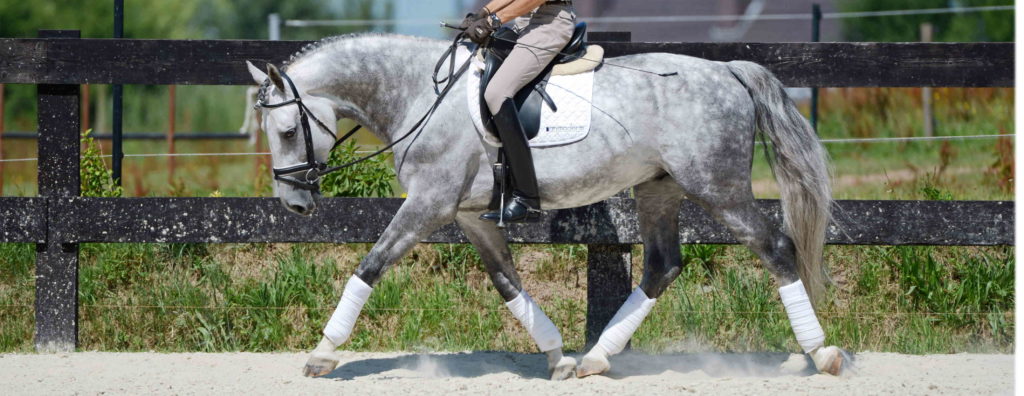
[583,31,633,350]
[112,0,124,186]
[35,30,81,352]
[810,3,822,133]
[920,23,935,137]
[0,83,5,196]
[167,85,176,184]
[585,243,632,349]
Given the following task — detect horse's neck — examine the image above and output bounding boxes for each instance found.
[289,36,446,145]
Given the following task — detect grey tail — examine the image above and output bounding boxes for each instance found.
[725,61,833,305]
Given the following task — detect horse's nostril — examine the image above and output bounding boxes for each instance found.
[289,203,309,214]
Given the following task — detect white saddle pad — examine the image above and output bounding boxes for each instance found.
[464,50,594,148]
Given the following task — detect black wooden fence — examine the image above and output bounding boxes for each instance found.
[0,30,1014,352]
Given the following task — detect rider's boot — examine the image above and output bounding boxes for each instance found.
[481,99,541,223]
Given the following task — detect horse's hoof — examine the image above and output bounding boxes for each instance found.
[549,355,577,381]
[302,352,339,377]
[811,346,848,376]
[576,351,610,378]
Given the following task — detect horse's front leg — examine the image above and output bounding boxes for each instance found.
[303,193,459,377]
[456,212,576,380]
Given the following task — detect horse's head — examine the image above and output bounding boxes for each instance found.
[247,61,338,216]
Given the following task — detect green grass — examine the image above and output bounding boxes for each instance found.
[633,245,1013,354]
[0,241,1013,354]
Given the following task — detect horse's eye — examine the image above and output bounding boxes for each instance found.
[283,128,297,139]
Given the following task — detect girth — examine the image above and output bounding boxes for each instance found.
[478,22,588,140]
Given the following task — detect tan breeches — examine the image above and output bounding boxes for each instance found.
[483,4,576,115]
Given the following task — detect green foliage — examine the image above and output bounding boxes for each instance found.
[0,242,1014,353]
[319,140,395,198]
[0,1,390,143]
[431,244,483,284]
[920,176,954,200]
[838,0,1014,42]
[885,246,1014,319]
[80,130,124,198]
[224,246,337,350]
[0,244,34,282]
[681,244,726,277]
[193,0,393,40]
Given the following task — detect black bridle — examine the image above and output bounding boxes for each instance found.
[258,71,363,192]
[257,32,472,192]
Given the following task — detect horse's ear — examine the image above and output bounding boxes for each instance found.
[266,64,286,92]
[246,61,267,85]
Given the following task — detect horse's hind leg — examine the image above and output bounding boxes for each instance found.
[456,212,576,380]
[577,176,686,377]
[677,175,845,375]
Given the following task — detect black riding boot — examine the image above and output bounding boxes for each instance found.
[480,99,541,223]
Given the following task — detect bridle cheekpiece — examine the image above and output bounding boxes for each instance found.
[257,69,360,192]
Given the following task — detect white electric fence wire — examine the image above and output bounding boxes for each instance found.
[817,134,1015,144]
[285,5,1014,27]
[0,134,1013,163]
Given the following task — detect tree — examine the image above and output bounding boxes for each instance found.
[838,0,1013,42]
[193,0,393,39]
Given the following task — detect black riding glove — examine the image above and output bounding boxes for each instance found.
[466,15,499,45]
[459,8,489,30]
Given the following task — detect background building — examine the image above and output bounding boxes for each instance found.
[464,0,842,42]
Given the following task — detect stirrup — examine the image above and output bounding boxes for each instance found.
[480,195,541,226]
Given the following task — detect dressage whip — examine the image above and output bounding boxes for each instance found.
[441,22,678,77]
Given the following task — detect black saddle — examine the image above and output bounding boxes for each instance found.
[479,22,589,140]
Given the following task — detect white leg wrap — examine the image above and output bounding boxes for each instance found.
[506,291,563,352]
[593,288,656,356]
[779,279,825,353]
[323,276,373,346]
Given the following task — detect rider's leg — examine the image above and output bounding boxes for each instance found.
[479,99,542,222]
[457,212,575,380]
[480,6,574,223]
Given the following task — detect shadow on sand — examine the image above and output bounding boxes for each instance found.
[321,351,821,381]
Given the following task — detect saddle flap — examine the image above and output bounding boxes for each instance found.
[478,23,589,141]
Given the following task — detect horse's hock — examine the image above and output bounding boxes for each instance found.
[0,29,1014,351]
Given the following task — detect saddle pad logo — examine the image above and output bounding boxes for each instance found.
[464,49,595,148]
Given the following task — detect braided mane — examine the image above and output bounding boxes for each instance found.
[255,32,434,107]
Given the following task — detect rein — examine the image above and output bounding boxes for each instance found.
[259,32,473,192]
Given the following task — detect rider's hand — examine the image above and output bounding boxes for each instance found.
[459,7,488,30]
[466,16,498,44]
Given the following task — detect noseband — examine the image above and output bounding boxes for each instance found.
[256,34,473,193]
[258,70,362,192]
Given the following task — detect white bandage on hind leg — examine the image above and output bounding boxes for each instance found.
[506,291,563,352]
[779,279,825,353]
[593,288,657,356]
[323,276,373,346]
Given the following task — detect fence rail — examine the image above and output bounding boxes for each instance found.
[0,39,1013,87]
[0,197,1012,246]
[0,31,1014,353]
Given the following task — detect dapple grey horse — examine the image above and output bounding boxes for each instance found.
[245,33,846,380]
